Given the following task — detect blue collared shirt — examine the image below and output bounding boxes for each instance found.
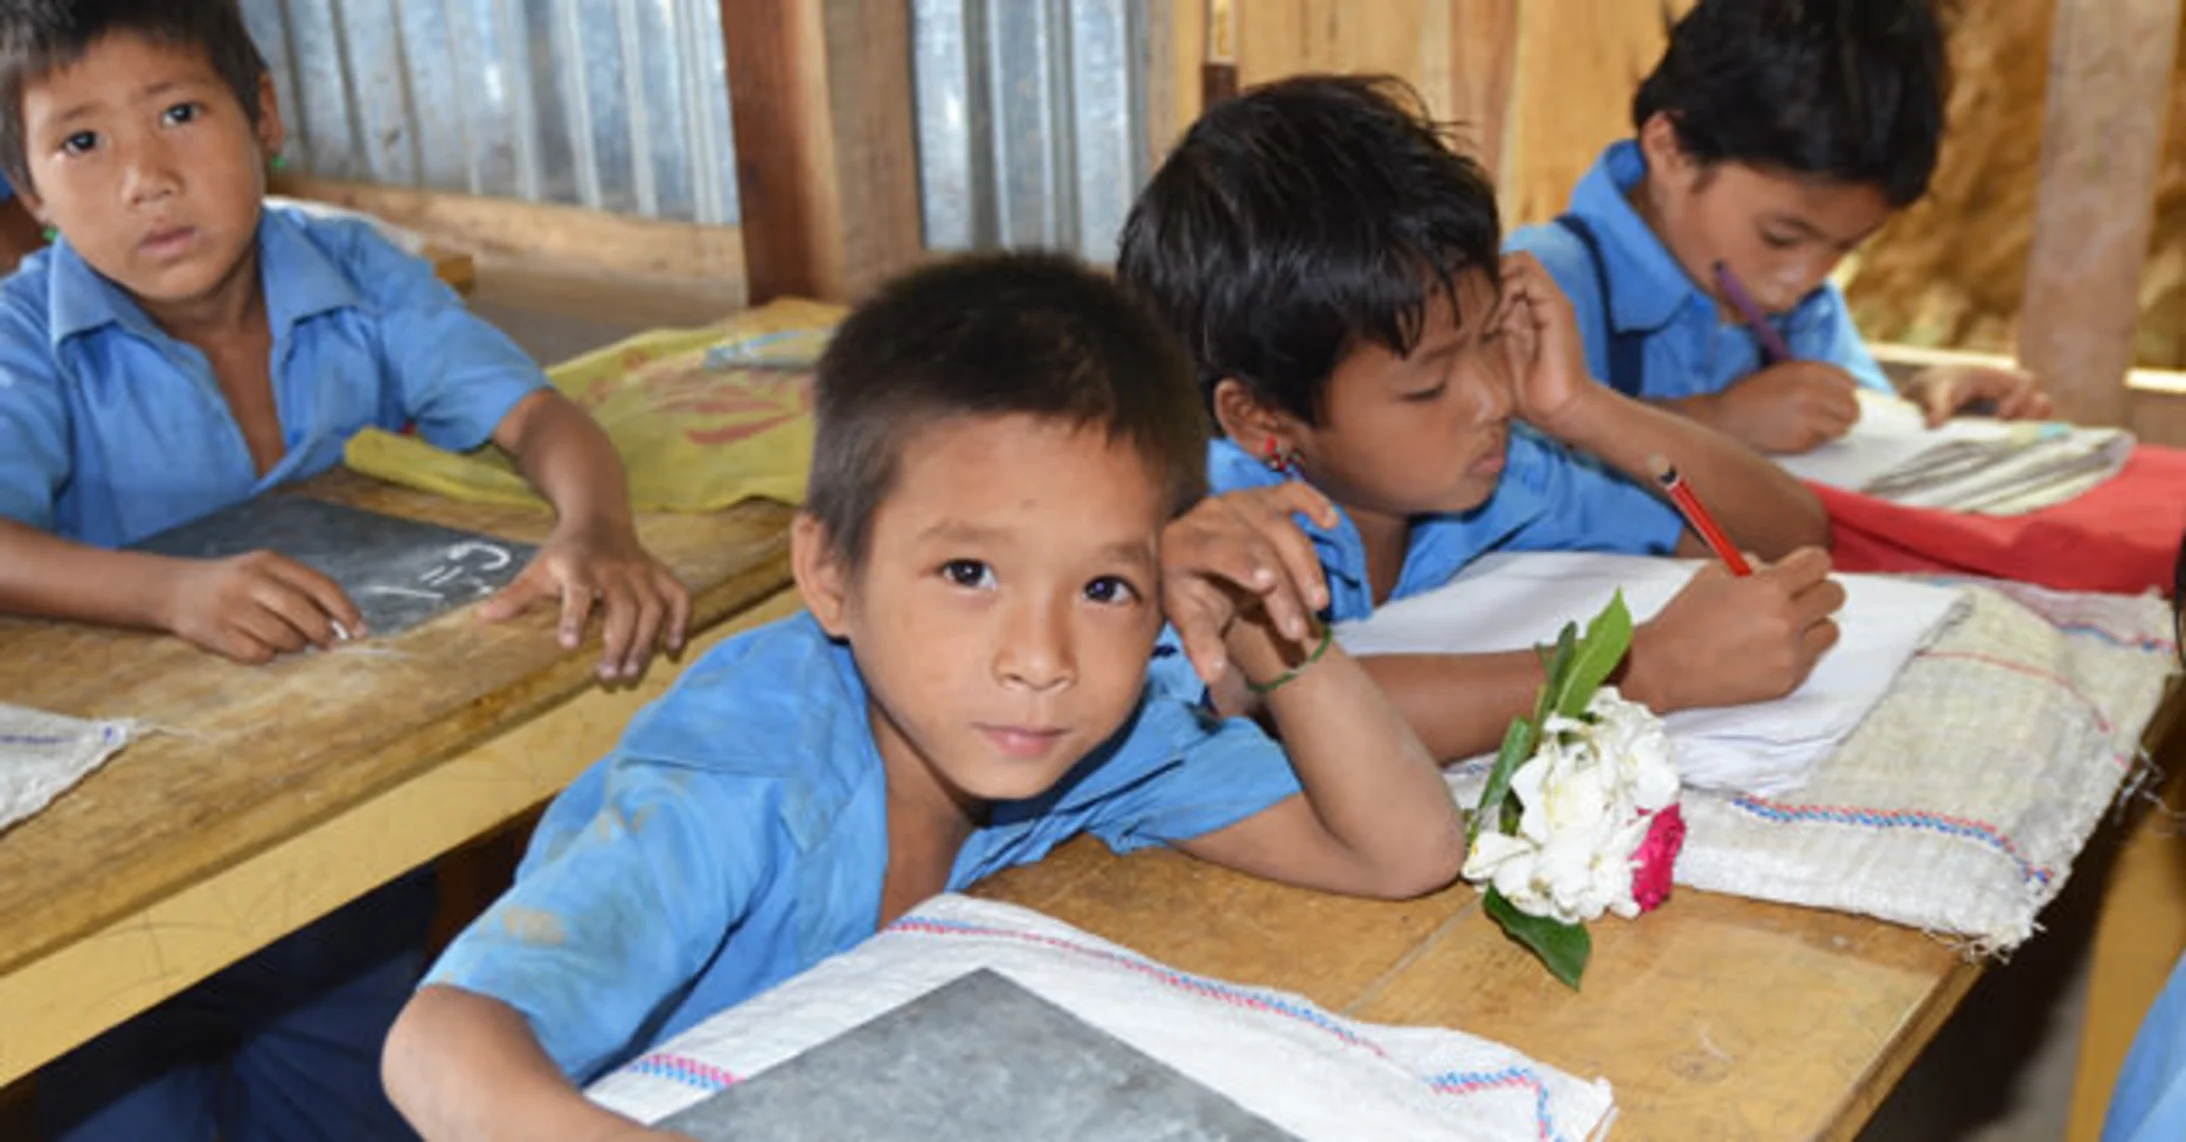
[424,611,1305,1082]
[0,205,545,547]
[1206,431,1681,622]
[1505,140,1893,402]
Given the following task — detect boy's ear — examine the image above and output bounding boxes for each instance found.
[791,512,853,638]
[252,72,286,167]
[1210,378,1295,455]
[1637,111,1699,192]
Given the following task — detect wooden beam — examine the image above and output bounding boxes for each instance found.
[271,174,745,308]
[2016,0,2181,427]
[721,0,924,304]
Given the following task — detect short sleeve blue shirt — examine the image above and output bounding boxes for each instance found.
[0,205,545,547]
[1205,430,1681,622]
[1504,141,1894,402]
[423,612,1304,1082]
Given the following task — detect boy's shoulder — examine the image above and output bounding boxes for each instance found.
[258,203,446,316]
[610,609,869,784]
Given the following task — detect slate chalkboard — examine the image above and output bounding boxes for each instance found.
[658,969,1300,1142]
[131,496,535,638]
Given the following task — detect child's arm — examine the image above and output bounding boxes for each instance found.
[1663,361,1864,455]
[1498,253,1830,557]
[0,518,364,662]
[385,988,685,1142]
[1162,486,1465,898]
[474,390,692,681]
[1355,548,1844,760]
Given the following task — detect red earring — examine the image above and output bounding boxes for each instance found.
[1261,435,1296,476]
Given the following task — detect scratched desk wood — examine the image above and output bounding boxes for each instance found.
[977,840,1980,1141]
[0,470,796,1084]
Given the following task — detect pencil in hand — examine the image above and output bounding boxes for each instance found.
[1648,453,1752,577]
[1713,261,1793,367]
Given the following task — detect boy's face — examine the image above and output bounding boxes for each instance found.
[1637,113,1891,316]
[16,31,279,314]
[797,414,1168,807]
[1250,268,1514,523]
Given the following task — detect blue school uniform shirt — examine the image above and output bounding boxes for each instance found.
[1206,431,1681,622]
[0,204,545,548]
[2106,952,2186,1142]
[423,611,1305,1083]
[1504,140,1894,402]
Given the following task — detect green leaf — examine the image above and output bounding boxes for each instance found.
[1549,590,1635,722]
[1467,716,1536,847]
[1483,887,1592,990]
[1535,623,1577,726]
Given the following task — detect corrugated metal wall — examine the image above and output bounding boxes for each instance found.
[242,0,740,225]
[912,0,1150,264]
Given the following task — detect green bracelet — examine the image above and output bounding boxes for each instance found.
[1246,624,1335,695]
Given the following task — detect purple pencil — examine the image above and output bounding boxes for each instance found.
[1713,261,1793,365]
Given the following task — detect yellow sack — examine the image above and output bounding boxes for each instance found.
[344,298,844,513]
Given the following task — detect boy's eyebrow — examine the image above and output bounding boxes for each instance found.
[1761,212,1883,249]
[915,519,1009,545]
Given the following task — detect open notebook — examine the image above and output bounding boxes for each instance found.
[1775,389,2131,515]
[1335,552,1969,795]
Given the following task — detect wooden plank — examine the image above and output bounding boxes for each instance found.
[271,174,746,308]
[1232,0,1457,119]
[721,0,924,304]
[977,835,1979,1142]
[1447,0,1520,184]
[2016,0,2182,427]
[0,473,794,995]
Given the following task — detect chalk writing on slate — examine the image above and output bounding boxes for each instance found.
[131,496,536,639]
[658,969,1300,1142]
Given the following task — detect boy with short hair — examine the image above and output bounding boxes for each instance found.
[0,2,682,1138]
[1505,0,2049,455]
[0,0,687,675]
[382,251,1465,1141]
[1118,74,1846,762]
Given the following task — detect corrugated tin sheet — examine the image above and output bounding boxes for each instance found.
[913,0,1148,263]
[242,0,739,225]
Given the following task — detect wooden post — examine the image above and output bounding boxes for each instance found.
[2015,0,2181,427]
[721,0,924,304]
[1448,0,1520,186]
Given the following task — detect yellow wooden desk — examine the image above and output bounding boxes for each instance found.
[0,472,796,1085]
[978,838,1980,1141]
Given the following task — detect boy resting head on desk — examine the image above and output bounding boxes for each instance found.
[1116,74,1846,763]
[381,252,1465,1142]
[1504,0,2051,455]
[0,0,685,678]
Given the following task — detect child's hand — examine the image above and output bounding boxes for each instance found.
[1497,251,1597,435]
[159,551,366,664]
[1160,484,1339,686]
[1904,363,2052,427]
[478,517,691,681]
[1622,547,1845,712]
[1693,362,1863,454]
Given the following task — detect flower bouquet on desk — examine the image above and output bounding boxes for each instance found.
[1460,592,1686,989]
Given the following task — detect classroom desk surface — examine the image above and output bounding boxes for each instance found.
[977,837,1982,1142]
[0,471,797,1085]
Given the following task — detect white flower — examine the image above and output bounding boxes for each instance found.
[1462,687,1682,924]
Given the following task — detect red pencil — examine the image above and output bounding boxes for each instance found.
[1647,454,1752,577]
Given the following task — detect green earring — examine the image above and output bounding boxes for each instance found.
[40,226,54,241]
[269,153,287,170]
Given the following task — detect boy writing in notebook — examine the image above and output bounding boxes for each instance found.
[1117,75,1845,762]
[0,0,687,675]
[382,252,1464,1140]
[1505,0,2050,455]
[0,3,680,1139]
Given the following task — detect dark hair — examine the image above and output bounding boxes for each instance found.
[0,0,267,195]
[1115,74,1501,426]
[808,251,1209,567]
[1634,0,1948,207]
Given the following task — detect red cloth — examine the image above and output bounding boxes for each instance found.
[1817,444,2186,597]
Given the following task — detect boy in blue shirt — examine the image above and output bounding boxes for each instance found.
[1506,0,2051,455]
[0,0,688,676]
[381,252,1464,1140]
[1117,75,1846,763]
[0,3,683,1139]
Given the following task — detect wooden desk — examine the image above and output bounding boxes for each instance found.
[978,838,1980,1141]
[0,472,797,1085]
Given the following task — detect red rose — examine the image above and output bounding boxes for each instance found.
[1631,803,1686,914]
